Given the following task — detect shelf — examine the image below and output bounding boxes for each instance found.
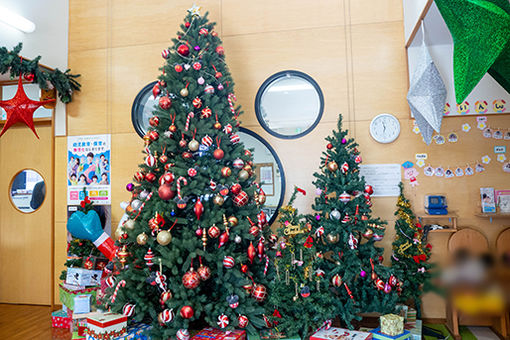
[416,212,458,219]
[417,212,458,230]
[475,212,510,223]
[430,228,457,233]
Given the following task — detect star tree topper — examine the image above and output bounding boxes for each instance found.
[188,4,201,17]
[0,72,55,138]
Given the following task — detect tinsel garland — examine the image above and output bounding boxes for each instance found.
[0,43,81,103]
[392,196,427,258]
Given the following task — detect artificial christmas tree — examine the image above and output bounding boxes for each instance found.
[309,115,401,328]
[103,8,274,339]
[268,187,337,338]
[391,183,433,317]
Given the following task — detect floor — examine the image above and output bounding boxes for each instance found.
[0,304,503,340]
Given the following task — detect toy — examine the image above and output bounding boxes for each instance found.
[424,195,448,215]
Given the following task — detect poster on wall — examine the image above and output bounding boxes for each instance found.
[67,134,111,205]
[359,164,401,197]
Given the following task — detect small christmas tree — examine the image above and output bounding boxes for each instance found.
[268,187,337,338]
[310,115,401,328]
[391,183,433,317]
[104,8,275,339]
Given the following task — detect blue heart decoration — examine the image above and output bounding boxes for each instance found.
[66,210,103,241]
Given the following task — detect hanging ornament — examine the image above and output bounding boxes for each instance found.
[327,233,339,244]
[339,191,351,203]
[192,97,202,108]
[194,199,204,220]
[176,329,190,340]
[217,314,229,328]
[122,303,135,317]
[354,155,362,164]
[228,216,239,226]
[327,161,338,172]
[197,265,211,281]
[362,229,374,239]
[257,238,265,258]
[223,256,235,268]
[157,230,172,246]
[230,133,240,144]
[160,291,172,305]
[213,195,225,206]
[341,214,351,223]
[209,179,217,191]
[134,171,145,182]
[341,162,349,174]
[223,124,233,134]
[161,49,170,59]
[137,232,148,245]
[159,96,172,109]
[364,185,374,195]
[330,209,341,220]
[234,235,242,243]
[300,285,311,298]
[389,275,398,287]
[117,245,129,267]
[0,68,56,138]
[348,233,358,249]
[375,278,385,290]
[201,107,212,119]
[360,270,367,278]
[197,76,205,85]
[238,315,249,328]
[216,46,225,55]
[238,170,249,181]
[249,225,260,237]
[247,242,256,264]
[192,61,201,70]
[384,283,392,294]
[149,116,160,127]
[213,137,224,160]
[180,306,194,319]
[177,44,189,56]
[331,274,342,287]
[159,154,168,164]
[234,191,249,207]
[182,268,200,289]
[199,28,209,35]
[144,248,154,267]
[174,64,183,73]
[158,184,176,201]
[145,154,156,167]
[204,84,214,94]
[251,284,267,302]
[208,225,220,238]
[131,199,142,211]
[233,158,244,169]
[221,167,232,177]
[227,295,239,309]
[158,309,174,325]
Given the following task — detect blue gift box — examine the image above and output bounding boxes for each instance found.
[370,328,411,340]
[114,323,152,340]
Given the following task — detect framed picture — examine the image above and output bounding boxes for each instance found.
[255,162,274,196]
[496,190,510,213]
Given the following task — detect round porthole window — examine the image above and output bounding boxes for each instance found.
[255,70,324,139]
[9,169,46,213]
[131,81,158,138]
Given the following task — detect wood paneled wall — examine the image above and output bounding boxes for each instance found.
[62,0,510,317]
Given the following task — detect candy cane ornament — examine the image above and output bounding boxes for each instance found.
[134,192,153,220]
[228,93,237,116]
[111,280,126,303]
[185,112,194,131]
[176,177,188,200]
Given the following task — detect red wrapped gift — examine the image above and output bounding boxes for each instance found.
[191,327,246,340]
[52,309,71,329]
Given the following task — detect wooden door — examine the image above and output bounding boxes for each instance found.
[0,122,53,305]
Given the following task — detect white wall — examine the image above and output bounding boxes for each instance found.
[0,0,69,135]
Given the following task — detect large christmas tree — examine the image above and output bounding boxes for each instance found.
[268,187,337,338]
[310,116,401,328]
[104,8,275,339]
[391,183,433,317]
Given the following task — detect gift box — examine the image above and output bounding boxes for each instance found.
[52,309,71,329]
[310,327,372,340]
[404,320,421,340]
[380,314,404,336]
[86,312,127,339]
[67,268,103,286]
[59,283,99,310]
[191,327,246,340]
[114,322,152,340]
[370,329,410,340]
[72,331,86,340]
[247,330,300,340]
[405,309,416,324]
[73,294,91,314]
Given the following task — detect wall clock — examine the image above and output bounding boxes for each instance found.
[369,113,400,143]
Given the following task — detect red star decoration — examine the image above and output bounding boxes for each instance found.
[0,73,55,138]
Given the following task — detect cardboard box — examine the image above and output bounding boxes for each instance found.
[310,327,372,340]
[191,328,246,340]
[86,312,127,339]
[370,329,410,340]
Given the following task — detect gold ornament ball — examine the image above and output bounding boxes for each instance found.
[157,230,172,246]
[188,139,199,152]
[238,170,249,181]
[213,195,225,206]
[124,219,135,230]
[327,233,339,244]
[137,232,148,245]
[180,88,189,97]
[327,161,338,172]
[243,164,252,174]
[228,216,238,227]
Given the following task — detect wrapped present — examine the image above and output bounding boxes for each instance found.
[404,320,421,340]
[114,323,152,340]
[86,312,127,339]
[370,329,410,340]
[59,283,99,310]
[73,294,91,314]
[248,330,300,339]
[380,314,404,336]
[72,331,86,340]
[67,268,103,286]
[191,327,246,340]
[52,309,71,329]
[310,327,372,340]
[405,309,416,324]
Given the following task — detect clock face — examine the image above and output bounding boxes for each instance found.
[369,114,400,143]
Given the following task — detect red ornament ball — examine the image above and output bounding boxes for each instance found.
[180,305,194,319]
[223,256,235,268]
[238,315,249,328]
[185,22,190,28]
[158,184,176,201]
[230,183,242,195]
[241,264,248,273]
[233,191,249,207]
[208,225,220,238]
[159,96,172,110]
[213,148,224,160]
[149,116,159,127]
[327,143,333,149]
[160,291,172,305]
[152,84,161,98]
[145,172,156,182]
[376,278,385,290]
[182,269,200,289]
[158,309,174,324]
[197,265,211,281]
[216,46,225,55]
[251,283,267,302]
[177,44,190,56]
[24,73,35,82]
[192,97,202,108]
[148,130,159,141]
[331,274,342,287]
[364,184,374,195]
[174,64,183,73]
